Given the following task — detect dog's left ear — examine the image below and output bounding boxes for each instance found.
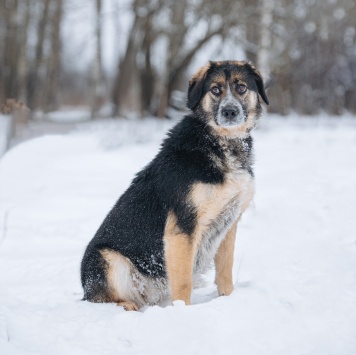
[246,62,269,105]
[187,62,212,111]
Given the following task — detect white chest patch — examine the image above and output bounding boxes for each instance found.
[191,169,254,275]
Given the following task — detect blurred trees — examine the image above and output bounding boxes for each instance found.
[0,0,356,118]
[90,0,104,119]
[112,0,244,117]
[0,0,64,115]
[267,0,356,115]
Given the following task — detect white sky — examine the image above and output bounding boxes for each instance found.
[62,0,133,73]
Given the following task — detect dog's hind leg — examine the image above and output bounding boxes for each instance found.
[99,249,140,311]
[81,247,140,310]
[81,247,113,303]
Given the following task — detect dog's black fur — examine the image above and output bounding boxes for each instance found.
[81,60,269,306]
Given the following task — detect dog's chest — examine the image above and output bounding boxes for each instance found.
[191,166,254,274]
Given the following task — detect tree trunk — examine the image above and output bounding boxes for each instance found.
[140,12,155,115]
[112,13,142,117]
[256,0,273,78]
[3,0,19,99]
[27,0,51,109]
[156,0,187,118]
[90,0,103,119]
[245,0,259,64]
[44,0,63,112]
[17,0,31,104]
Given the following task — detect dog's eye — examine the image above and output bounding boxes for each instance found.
[211,87,221,95]
[237,84,247,94]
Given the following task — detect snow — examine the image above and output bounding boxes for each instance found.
[1,115,356,355]
[46,109,91,123]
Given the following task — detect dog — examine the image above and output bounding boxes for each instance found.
[81,60,269,311]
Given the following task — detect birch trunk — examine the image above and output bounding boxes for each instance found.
[256,0,273,79]
[44,0,63,112]
[28,0,50,109]
[90,0,103,119]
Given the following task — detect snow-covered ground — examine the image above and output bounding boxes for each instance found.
[0,115,356,355]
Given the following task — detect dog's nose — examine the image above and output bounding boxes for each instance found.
[221,106,239,120]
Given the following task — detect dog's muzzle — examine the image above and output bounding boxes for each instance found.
[218,104,245,127]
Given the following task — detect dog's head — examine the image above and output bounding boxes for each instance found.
[187,61,269,138]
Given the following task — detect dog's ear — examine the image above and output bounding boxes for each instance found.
[246,62,269,105]
[187,62,212,110]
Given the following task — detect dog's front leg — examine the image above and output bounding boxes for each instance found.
[164,233,196,305]
[214,221,237,296]
[164,220,196,305]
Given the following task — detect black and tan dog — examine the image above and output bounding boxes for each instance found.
[81,60,269,311]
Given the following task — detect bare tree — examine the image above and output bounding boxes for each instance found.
[27,0,51,109]
[155,0,188,117]
[112,0,244,118]
[140,8,156,114]
[90,0,104,119]
[112,6,140,117]
[3,0,19,99]
[17,0,32,103]
[1,0,355,118]
[256,0,273,78]
[43,0,63,112]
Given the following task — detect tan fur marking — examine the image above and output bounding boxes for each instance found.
[209,80,226,89]
[246,90,258,107]
[101,248,169,308]
[202,93,212,113]
[117,301,138,311]
[214,222,237,296]
[214,72,227,84]
[190,172,253,233]
[213,60,246,67]
[191,182,232,230]
[208,115,256,139]
[100,249,138,306]
[230,73,247,83]
[100,249,126,301]
[164,212,197,305]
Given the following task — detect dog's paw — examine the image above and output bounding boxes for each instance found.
[217,284,234,297]
[117,301,139,311]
